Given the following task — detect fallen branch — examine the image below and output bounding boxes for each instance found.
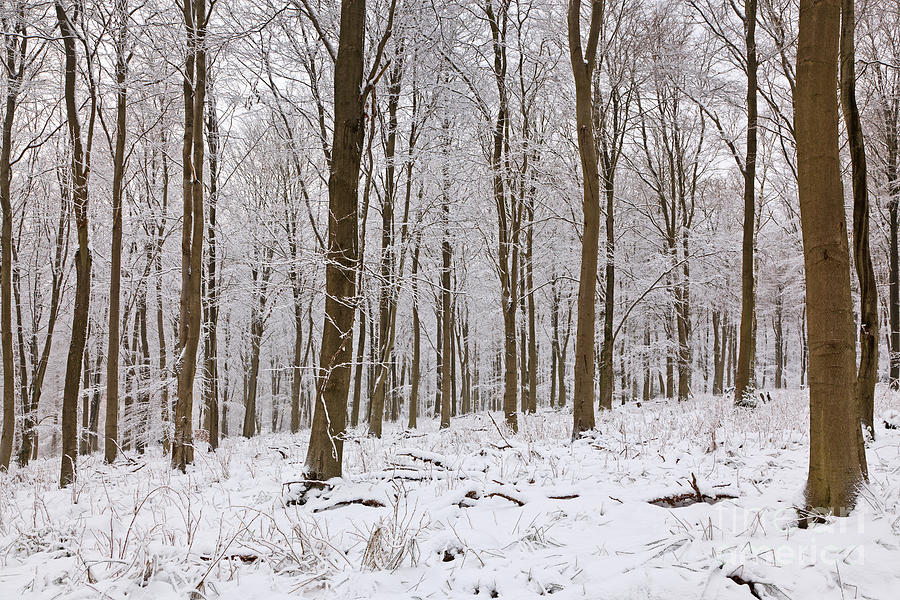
[313,498,386,512]
[199,553,259,564]
[484,492,525,507]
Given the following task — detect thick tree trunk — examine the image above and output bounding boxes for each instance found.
[839,0,877,437]
[795,0,867,515]
[305,0,367,481]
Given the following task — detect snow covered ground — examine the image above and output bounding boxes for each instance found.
[1,390,899,600]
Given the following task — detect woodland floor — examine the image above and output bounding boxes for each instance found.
[1,390,899,600]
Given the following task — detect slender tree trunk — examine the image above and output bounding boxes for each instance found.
[408,233,421,429]
[598,178,615,410]
[80,339,92,455]
[526,220,537,415]
[568,0,604,438]
[202,92,220,449]
[795,0,867,515]
[243,264,271,438]
[290,291,303,432]
[156,134,170,453]
[0,1,27,470]
[643,324,652,401]
[351,305,365,427]
[734,0,759,406]
[104,1,127,462]
[173,0,208,472]
[550,281,559,408]
[839,0,877,437]
[774,288,784,389]
[712,310,724,394]
[57,0,93,488]
[440,166,452,428]
[136,281,151,453]
[888,129,900,388]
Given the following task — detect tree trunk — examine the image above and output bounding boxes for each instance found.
[0,1,28,470]
[568,0,604,438]
[156,133,170,453]
[408,231,421,428]
[643,324,652,401]
[888,125,900,388]
[102,2,128,463]
[56,0,93,488]
[839,0,877,437]
[774,288,784,389]
[136,281,151,453]
[550,280,559,409]
[305,0,367,481]
[712,311,724,395]
[243,260,271,438]
[202,92,220,449]
[440,168,452,429]
[598,178,615,410]
[734,0,759,406]
[526,221,537,415]
[795,0,867,515]
[173,0,208,472]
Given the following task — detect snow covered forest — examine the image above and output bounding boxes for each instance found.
[1,0,900,598]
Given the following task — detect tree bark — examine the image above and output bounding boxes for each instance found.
[56,0,93,487]
[202,91,220,448]
[0,0,27,470]
[734,0,759,406]
[440,145,452,429]
[305,0,368,481]
[568,0,604,438]
[242,256,271,438]
[795,0,867,515]
[105,0,128,463]
[408,230,421,429]
[888,119,900,388]
[173,0,208,471]
[839,0,877,437]
[712,310,724,395]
